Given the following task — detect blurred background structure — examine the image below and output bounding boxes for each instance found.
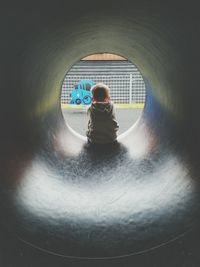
[61,53,146,105]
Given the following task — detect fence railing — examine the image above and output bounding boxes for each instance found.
[61,74,146,104]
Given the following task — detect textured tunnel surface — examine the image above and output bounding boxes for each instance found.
[1,1,200,266]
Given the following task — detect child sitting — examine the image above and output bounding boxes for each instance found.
[86,83,119,144]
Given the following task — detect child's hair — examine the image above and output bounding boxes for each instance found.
[91,83,110,102]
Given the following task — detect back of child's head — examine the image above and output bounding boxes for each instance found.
[91,83,110,102]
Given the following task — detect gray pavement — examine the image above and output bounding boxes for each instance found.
[62,107,142,135]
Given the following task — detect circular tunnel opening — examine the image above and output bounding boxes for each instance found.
[60,52,146,137]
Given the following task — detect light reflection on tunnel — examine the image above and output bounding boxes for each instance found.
[15,153,194,225]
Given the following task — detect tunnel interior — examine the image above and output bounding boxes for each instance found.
[1,1,200,266]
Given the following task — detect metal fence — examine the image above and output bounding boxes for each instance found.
[61,73,146,104]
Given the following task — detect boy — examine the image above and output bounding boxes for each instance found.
[86,83,119,144]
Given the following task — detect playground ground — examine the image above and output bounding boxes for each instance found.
[62,104,144,136]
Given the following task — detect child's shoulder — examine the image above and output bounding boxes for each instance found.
[108,101,115,108]
[87,105,92,113]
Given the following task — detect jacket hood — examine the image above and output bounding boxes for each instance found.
[91,102,113,114]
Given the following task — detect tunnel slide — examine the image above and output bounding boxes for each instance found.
[0,1,200,266]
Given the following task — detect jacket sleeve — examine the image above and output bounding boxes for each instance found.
[111,104,119,130]
[87,106,90,116]
[86,107,92,136]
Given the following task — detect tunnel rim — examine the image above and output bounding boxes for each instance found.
[59,51,147,138]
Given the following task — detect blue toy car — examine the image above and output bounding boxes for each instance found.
[70,79,94,105]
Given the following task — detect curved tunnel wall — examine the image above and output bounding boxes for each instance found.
[1,1,200,266]
[1,2,198,135]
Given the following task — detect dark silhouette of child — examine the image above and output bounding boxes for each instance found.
[86,83,119,144]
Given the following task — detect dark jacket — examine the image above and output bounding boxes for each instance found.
[86,101,119,144]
